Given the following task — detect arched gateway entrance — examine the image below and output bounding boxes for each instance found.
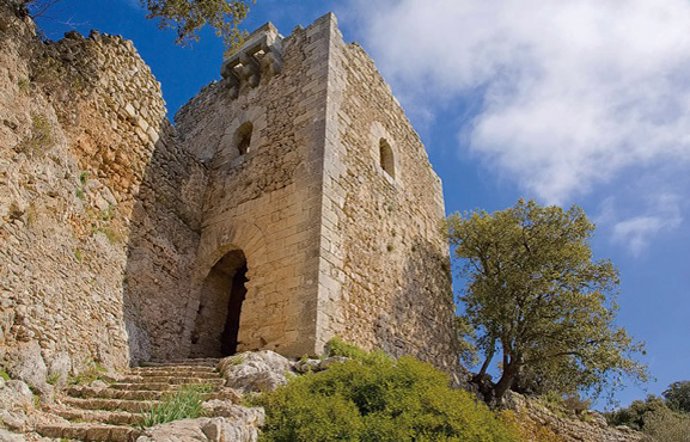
[189,250,248,357]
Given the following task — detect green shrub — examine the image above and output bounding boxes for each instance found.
[605,393,690,442]
[0,369,10,381]
[142,384,212,427]
[324,336,368,360]
[256,348,518,442]
[641,408,690,442]
[604,395,667,430]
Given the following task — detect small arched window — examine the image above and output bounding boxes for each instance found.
[234,122,253,155]
[379,138,395,178]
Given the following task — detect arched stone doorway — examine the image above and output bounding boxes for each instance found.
[189,249,248,357]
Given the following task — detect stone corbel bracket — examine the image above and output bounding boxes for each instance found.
[220,23,283,98]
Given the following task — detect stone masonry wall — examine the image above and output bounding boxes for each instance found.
[174,16,335,358]
[0,2,204,385]
[315,16,459,373]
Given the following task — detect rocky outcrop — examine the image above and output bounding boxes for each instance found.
[505,392,644,442]
[4,341,51,396]
[137,411,264,442]
[218,350,292,393]
[0,378,35,433]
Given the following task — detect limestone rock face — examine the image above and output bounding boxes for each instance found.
[218,350,291,393]
[45,351,70,388]
[0,379,34,432]
[201,400,264,424]
[137,419,210,442]
[0,428,26,442]
[505,391,644,442]
[136,412,263,442]
[4,341,50,395]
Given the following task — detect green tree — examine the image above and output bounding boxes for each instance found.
[23,0,253,46]
[605,393,690,442]
[663,380,690,413]
[605,395,666,430]
[447,199,647,402]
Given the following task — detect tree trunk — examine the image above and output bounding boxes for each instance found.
[493,363,517,402]
[472,338,495,383]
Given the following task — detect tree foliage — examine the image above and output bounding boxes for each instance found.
[24,0,253,47]
[606,392,690,442]
[142,0,252,46]
[663,380,690,414]
[447,199,647,402]
[606,395,667,431]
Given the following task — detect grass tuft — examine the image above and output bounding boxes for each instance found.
[142,384,212,428]
[17,113,53,156]
[46,372,61,386]
[68,362,107,386]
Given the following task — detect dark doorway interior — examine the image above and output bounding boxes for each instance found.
[221,264,247,355]
[189,250,248,357]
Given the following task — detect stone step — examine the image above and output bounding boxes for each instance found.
[115,375,225,386]
[109,382,183,392]
[139,359,220,367]
[129,365,218,375]
[126,369,221,379]
[52,407,146,427]
[67,386,241,402]
[62,397,159,414]
[36,422,141,442]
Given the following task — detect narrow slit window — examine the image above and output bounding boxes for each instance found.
[235,122,253,155]
[379,138,395,178]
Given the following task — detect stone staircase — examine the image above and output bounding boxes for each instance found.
[35,358,235,442]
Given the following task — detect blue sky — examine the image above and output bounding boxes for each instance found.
[36,0,689,408]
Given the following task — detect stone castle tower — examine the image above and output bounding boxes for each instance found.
[173,14,457,368]
[1,7,458,379]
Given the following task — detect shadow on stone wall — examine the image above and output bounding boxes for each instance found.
[375,238,460,376]
[122,118,207,366]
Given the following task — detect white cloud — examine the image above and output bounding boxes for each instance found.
[351,0,690,203]
[611,194,682,256]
